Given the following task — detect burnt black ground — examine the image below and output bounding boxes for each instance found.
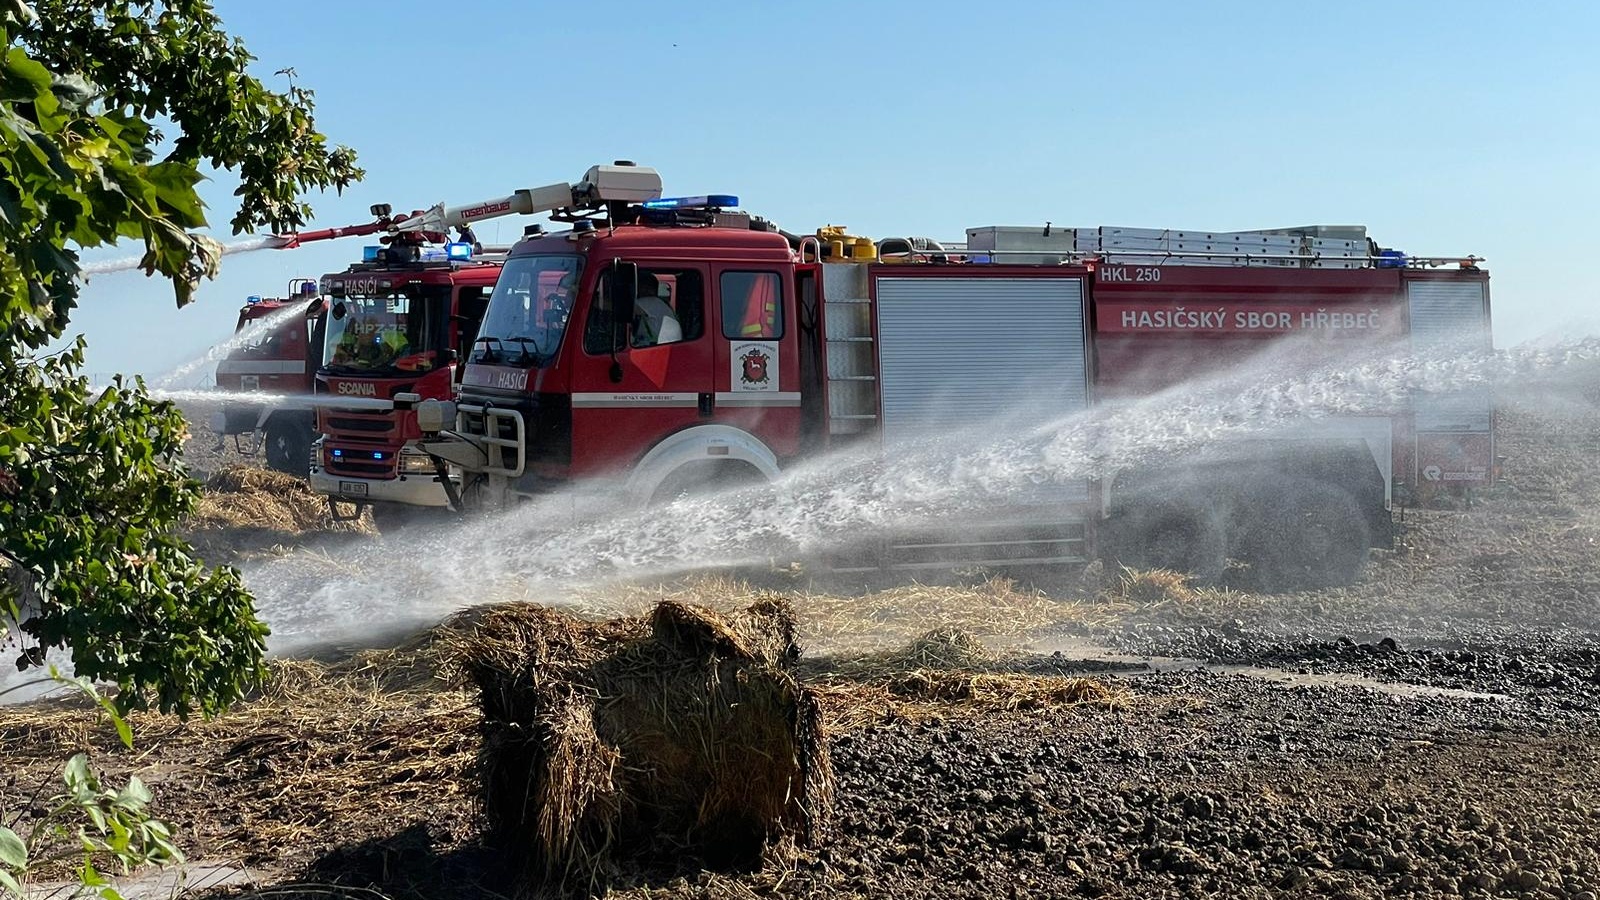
[786,679,1600,900]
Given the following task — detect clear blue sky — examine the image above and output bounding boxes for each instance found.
[67,0,1600,378]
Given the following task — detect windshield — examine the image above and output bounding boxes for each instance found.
[471,255,583,367]
[322,289,448,375]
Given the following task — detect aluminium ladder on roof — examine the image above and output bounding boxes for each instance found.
[965,224,1381,269]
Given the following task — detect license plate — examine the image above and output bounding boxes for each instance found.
[338,481,369,496]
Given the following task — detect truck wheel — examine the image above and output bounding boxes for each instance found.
[1250,484,1369,591]
[1106,503,1227,582]
[264,418,311,477]
[648,461,767,507]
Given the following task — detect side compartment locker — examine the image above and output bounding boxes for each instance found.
[872,272,1091,568]
[1406,273,1493,501]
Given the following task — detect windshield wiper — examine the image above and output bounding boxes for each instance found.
[473,336,504,364]
[504,336,546,367]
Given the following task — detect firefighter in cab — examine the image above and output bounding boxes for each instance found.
[631,272,682,346]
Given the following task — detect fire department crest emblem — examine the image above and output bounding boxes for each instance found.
[729,340,778,392]
[740,347,770,385]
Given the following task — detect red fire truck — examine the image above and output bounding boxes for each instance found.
[308,249,502,524]
[409,164,1492,588]
[208,280,322,475]
[300,180,628,524]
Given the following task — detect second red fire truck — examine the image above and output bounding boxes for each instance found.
[383,162,1492,588]
[309,245,501,525]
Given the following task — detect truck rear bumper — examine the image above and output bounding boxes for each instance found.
[309,469,453,508]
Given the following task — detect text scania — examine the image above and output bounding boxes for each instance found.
[336,381,378,396]
[1117,307,1383,331]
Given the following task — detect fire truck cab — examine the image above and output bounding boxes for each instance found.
[209,280,321,475]
[414,166,1493,588]
[308,245,501,521]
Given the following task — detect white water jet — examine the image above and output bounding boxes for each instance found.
[151,290,308,390]
[79,235,277,278]
[241,334,1600,652]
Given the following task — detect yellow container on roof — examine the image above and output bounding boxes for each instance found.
[817,225,877,262]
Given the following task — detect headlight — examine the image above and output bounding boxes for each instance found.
[399,452,436,474]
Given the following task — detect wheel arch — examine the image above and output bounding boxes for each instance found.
[623,424,780,507]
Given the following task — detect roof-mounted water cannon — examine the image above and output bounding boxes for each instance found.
[398,163,665,234]
[263,163,664,252]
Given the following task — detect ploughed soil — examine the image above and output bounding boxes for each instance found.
[3,398,1599,899]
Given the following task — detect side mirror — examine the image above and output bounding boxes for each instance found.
[331,301,348,321]
[610,258,637,346]
[446,348,460,365]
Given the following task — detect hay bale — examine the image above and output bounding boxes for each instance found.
[447,598,831,888]
[187,464,367,537]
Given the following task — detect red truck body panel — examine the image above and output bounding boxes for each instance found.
[1090,266,1405,399]
[217,300,315,394]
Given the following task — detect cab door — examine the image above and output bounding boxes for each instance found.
[711,267,801,457]
[568,261,714,479]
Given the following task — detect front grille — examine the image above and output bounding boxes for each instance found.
[458,391,572,467]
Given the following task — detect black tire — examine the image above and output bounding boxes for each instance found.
[264,417,312,477]
[1105,503,1227,582]
[1246,483,1369,591]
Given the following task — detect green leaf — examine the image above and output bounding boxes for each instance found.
[143,162,205,228]
[0,825,26,868]
[63,753,91,796]
[116,777,151,810]
[0,868,21,900]
[106,817,129,854]
[0,48,51,102]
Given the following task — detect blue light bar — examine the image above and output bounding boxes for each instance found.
[641,194,739,210]
[445,241,473,261]
[332,449,343,458]
[246,295,262,304]
[362,245,381,262]
[371,451,385,460]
